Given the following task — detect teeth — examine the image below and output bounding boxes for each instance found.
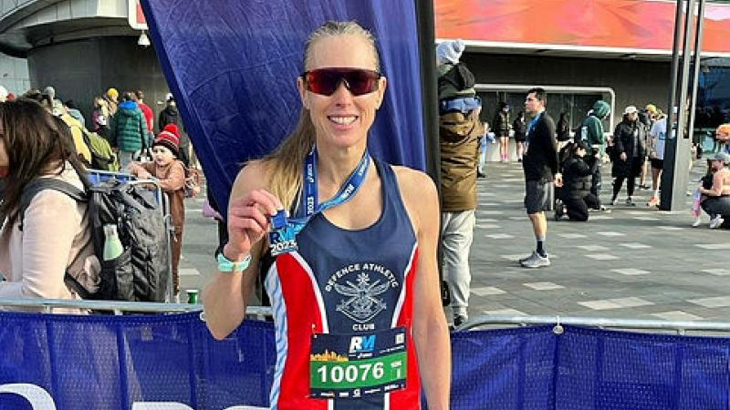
[329,116,357,125]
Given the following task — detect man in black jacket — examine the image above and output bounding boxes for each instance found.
[520,88,561,268]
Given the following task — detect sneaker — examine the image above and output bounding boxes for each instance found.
[639,184,650,190]
[710,215,725,229]
[477,170,486,179]
[647,196,659,207]
[692,216,703,227]
[625,198,636,207]
[520,251,550,268]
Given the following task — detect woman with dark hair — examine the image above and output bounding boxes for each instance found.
[202,21,450,409]
[512,110,527,162]
[492,101,511,162]
[556,112,571,145]
[0,99,96,312]
[610,106,646,206]
[555,141,601,222]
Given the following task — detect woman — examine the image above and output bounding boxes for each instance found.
[512,110,527,162]
[556,112,571,148]
[492,101,511,162]
[555,141,600,222]
[0,99,95,312]
[202,21,450,410]
[610,107,646,206]
[700,152,730,229]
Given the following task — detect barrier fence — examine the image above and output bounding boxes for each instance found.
[1,299,730,409]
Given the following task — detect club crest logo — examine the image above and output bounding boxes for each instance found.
[333,272,390,323]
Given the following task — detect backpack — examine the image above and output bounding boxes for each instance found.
[80,128,120,172]
[19,176,170,302]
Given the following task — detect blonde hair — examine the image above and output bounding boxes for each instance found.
[259,21,381,213]
[717,123,730,137]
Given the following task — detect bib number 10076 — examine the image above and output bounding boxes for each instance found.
[310,351,406,398]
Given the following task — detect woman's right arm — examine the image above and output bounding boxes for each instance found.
[202,162,282,340]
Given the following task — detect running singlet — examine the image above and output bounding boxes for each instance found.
[264,160,421,410]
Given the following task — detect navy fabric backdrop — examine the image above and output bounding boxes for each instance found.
[140,0,426,216]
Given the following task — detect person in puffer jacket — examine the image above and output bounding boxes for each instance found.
[108,91,149,169]
[555,141,600,222]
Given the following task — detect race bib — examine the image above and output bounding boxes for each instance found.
[309,327,407,399]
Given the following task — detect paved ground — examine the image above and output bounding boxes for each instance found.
[179,159,730,323]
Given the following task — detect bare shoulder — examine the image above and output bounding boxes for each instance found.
[230,160,272,200]
[391,165,438,228]
[391,165,437,198]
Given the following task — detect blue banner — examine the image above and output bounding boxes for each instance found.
[2,312,730,410]
[139,0,426,217]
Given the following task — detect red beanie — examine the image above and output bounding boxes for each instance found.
[163,124,180,138]
[153,131,180,157]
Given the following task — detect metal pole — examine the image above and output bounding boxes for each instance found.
[661,0,695,210]
[415,0,450,305]
[415,0,440,184]
[687,0,707,142]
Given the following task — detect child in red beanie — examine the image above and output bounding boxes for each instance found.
[129,130,186,298]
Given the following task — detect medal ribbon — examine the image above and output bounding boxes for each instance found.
[287,146,370,235]
[525,112,542,148]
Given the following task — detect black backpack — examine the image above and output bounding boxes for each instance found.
[19,176,170,302]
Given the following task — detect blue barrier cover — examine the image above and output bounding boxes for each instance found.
[2,314,730,410]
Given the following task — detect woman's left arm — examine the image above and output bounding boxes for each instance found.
[702,172,725,196]
[401,169,451,410]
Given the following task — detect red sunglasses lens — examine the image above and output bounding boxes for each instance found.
[305,69,380,96]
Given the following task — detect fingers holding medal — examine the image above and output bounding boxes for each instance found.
[227,189,284,257]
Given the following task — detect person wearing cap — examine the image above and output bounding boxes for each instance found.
[103,88,119,116]
[647,107,677,207]
[158,93,195,168]
[699,152,730,229]
[129,130,187,296]
[609,106,646,206]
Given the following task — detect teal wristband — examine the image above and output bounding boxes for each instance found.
[217,252,252,273]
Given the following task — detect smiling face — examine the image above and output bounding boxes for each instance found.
[297,34,386,151]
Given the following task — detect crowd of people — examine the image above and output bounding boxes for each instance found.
[0,84,200,306]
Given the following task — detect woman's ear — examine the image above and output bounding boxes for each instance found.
[376,76,387,110]
[297,77,309,110]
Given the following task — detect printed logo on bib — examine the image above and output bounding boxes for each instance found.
[309,327,407,399]
[325,263,400,330]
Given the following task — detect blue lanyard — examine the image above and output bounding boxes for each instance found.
[288,146,371,235]
[526,112,542,146]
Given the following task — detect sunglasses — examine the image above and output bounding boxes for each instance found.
[302,68,382,96]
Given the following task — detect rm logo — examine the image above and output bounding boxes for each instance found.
[349,335,376,353]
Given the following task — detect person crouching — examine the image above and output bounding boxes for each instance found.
[129,130,186,298]
[555,141,601,222]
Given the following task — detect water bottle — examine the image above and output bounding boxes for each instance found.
[103,224,124,261]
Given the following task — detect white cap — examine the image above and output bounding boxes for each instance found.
[436,39,466,65]
[623,105,638,115]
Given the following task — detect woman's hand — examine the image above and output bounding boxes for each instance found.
[224,189,283,261]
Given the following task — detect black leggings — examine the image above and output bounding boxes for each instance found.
[613,175,636,199]
[564,193,601,221]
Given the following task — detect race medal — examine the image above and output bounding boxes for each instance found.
[309,327,407,399]
[269,210,298,256]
